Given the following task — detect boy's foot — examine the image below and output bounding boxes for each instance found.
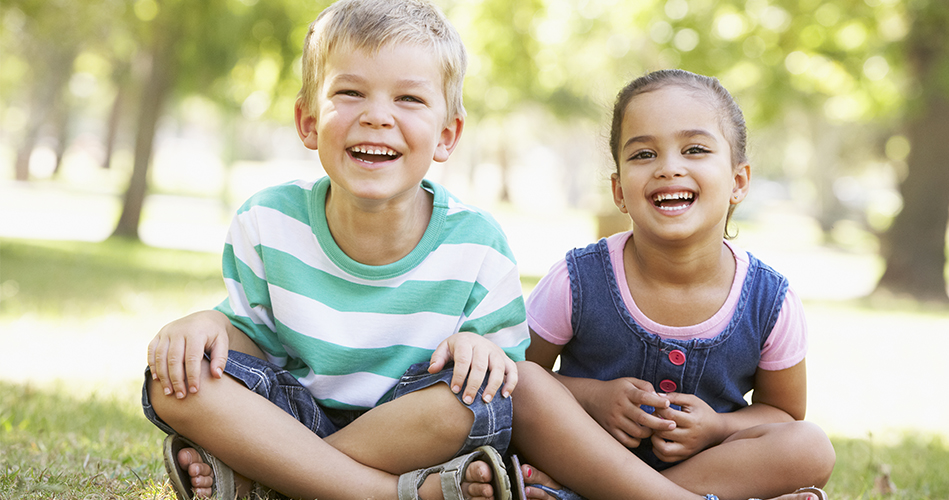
[176,446,253,499]
[178,449,501,500]
[416,459,499,500]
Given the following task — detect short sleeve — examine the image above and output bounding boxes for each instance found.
[758,286,808,371]
[525,259,575,345]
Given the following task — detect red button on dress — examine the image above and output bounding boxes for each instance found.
[669,349,686,366]
[659,379,677,393]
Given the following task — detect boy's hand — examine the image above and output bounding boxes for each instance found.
[651,392,724,462]
[429,332,517,405]
[146,311,230,400]
[581,377,675,448]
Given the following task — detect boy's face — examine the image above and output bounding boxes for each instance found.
[295,42,463,206]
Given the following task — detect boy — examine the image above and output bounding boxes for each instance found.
[143,1,529,498]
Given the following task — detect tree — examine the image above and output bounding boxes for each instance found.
[875,0,949,302]
[112,0,327,238]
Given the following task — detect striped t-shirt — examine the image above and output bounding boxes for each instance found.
[214,176,529,410]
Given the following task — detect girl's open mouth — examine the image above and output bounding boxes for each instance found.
[652,191,695,212]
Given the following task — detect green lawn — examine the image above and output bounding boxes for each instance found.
[1,237,948,499]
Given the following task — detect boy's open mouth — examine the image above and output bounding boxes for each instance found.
[349,145,401,163]
[652,191,695,211]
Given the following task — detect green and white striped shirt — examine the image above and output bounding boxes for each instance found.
[215,177,529,410]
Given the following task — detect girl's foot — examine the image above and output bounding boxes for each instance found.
[177,447,253,498]
[518,463,570,499]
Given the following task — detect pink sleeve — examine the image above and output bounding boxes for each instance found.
[758,286,808,371]
[525,259,574,345]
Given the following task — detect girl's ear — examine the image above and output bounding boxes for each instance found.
[611,172,628,213]
[295,100,319,151]
[433,115,464,163]
[731,163,751,205]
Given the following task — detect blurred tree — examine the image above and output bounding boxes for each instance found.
[875,0,949,302]
[112,0,328,238]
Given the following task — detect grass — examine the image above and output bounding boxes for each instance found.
[1,237,948,499]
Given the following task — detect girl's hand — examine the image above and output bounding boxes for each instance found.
[651,392,726,462]
[581,377,675,448]
[429,332,518,405]
[146,311,230,400]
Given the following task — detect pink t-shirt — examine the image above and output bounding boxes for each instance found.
[526,232,807,371]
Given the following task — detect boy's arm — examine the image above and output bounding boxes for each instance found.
[429,332,518,405]
[147,310,248,399]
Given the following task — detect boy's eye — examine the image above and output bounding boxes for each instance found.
[398,95,424,104]
[335,90,361,97]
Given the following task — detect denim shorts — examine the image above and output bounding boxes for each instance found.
[142,350,513,456]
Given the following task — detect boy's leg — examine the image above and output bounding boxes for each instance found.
[660,421,836,499]
[149,357,504,500]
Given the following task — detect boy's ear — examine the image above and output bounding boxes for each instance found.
[295,100,319,151]
[433,115,464,163]
[731,162,751,204]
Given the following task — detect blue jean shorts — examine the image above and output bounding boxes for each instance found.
[142,350,513,456]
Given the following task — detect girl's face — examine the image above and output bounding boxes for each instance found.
[612,85,750,246]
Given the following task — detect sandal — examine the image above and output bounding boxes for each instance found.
[706,487,828,500]
[398,445,512,500]
[793,487,828,500]
[508,454,585,500]
[164,434,236,500]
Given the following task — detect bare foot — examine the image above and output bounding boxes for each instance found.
[177,447,252,499]
[768,488,827,500]
[518,463,566,499]
[417,459,498,500]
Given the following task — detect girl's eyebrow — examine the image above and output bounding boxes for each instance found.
[622,129,718,150]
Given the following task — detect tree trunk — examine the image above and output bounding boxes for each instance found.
[111,44,175,239]
[875,4,949,302]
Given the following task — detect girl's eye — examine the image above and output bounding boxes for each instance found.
[685,145,711,155]
[629,150,656,161]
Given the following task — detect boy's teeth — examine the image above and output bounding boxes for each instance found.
[351,146,396,156]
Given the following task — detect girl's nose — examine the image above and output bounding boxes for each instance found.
[654,156,686,178]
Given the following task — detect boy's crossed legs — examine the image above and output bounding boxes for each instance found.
[145,351,510,500]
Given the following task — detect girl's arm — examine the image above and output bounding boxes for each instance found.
[526,329,675,448]
[651,359,807,462]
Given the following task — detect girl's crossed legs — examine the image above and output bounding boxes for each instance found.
[511,362,835,500]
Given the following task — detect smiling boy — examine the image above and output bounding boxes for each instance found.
[143,1,528,499]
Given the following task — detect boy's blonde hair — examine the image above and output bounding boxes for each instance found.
[297,0,467,124]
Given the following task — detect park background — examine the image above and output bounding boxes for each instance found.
[1,0,948,497]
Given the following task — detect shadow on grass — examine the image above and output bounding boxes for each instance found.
[0,237,223,319]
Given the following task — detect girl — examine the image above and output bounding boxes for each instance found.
[508,69,835,500]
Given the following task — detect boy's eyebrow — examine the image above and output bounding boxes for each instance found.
[327,73,439,92]
[623,129,718,150]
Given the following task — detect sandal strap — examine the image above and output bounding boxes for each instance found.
[398,446,511,500]
[164,434,237,500]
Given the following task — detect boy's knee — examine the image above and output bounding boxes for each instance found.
[412,383,476,441]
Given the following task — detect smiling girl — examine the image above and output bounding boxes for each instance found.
[507,69,836,500]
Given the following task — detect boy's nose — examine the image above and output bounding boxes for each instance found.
[360,99,395,128]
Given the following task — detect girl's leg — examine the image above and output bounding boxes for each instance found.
[510,362,701,500]
[150,359,497,500]
[660,421,836,500]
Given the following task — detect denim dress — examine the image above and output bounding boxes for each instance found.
[559,238,789,470]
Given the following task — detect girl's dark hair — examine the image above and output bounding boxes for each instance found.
[608,69,747,238]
